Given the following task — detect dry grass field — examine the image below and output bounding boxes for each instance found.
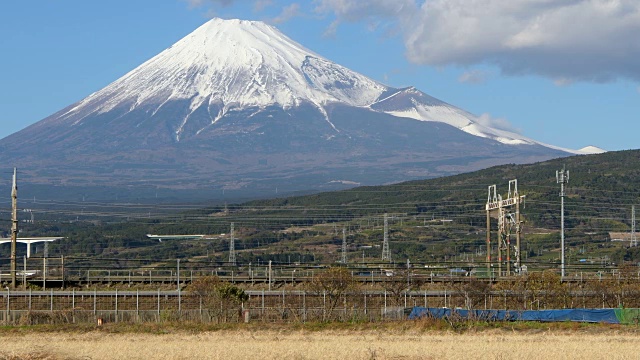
[1,325,640,360]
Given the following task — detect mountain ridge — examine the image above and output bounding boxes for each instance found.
[19,18,566,148]
[0,18,579,201]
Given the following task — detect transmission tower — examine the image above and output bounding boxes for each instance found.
[229,222,236,266]
[632,205,637,247]
[382,213,391,261]
[486,180,525,277]
[341,227,347,264]
[556,166,569,278]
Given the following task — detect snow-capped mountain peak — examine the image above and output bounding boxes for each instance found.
[52,18,577,150]
[0,18,576,200]
[61,18,388,140]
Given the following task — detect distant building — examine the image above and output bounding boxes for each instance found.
[609,232,635,242]
[146,234,206,242]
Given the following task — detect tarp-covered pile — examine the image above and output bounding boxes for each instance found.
[408,307,640,324]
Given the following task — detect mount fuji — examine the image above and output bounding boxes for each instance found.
[0,19,588,201]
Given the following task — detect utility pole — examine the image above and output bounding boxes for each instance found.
[557,166,569,278]
[381,213,391,262]
[632,205,637,247]
[10,168,18,289]
[341,227,347,264]
[268,260,272,291]
[229,222,236,266]
[176,259,180,292]
[515,191,522,273]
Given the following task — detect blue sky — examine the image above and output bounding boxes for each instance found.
[1,0,639,151]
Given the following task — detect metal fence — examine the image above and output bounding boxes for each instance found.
[2,285,636,325]
[1,256,636,289]
[0,289,425,325]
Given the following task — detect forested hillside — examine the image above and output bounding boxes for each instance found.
[5,149,640,268]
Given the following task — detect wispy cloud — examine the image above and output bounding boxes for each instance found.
[322,20,340,38]
[553,78,574,87]
[314,0,415,22]
[272,3,301,24]
[476,113,520,134]
[253,0,273,12]
[314,0,414,40]
[182,0,235,9]
[458,70,488,84]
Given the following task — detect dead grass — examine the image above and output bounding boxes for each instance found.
[0,352,60,360]
[1,326,640,359]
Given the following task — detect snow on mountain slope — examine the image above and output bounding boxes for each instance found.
[371,87,535,146]
[0,18,585,200]
[369,87,603,154]
[59,18,386,141]
[576,146,607,154]
[50,18,576,151]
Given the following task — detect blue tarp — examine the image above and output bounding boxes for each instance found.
[408,307,620,324]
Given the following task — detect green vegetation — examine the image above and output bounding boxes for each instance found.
[3,149,640,273]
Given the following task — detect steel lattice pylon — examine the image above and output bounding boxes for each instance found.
[486,179,525,277]
[229,222,236,266]
[382,213,391,262]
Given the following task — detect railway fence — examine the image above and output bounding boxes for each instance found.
[1,284,639,325]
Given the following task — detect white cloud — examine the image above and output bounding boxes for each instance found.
[183,0,274,13]
[182,0,235,8]
[272,3,302,24]
[553,78,574,87]
[316,0,640,83]
[476,113,521,134]
[254,0,273,12]
[314,0,416,37]
[458,70,488,84]
[183,0,203,8]
[314,0,415,21]
[322,20,340,38]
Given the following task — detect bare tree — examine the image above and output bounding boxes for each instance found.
[453,278,491,310]
[381,268,423,306]
[188,276,248,323]
[306,267,359,320]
